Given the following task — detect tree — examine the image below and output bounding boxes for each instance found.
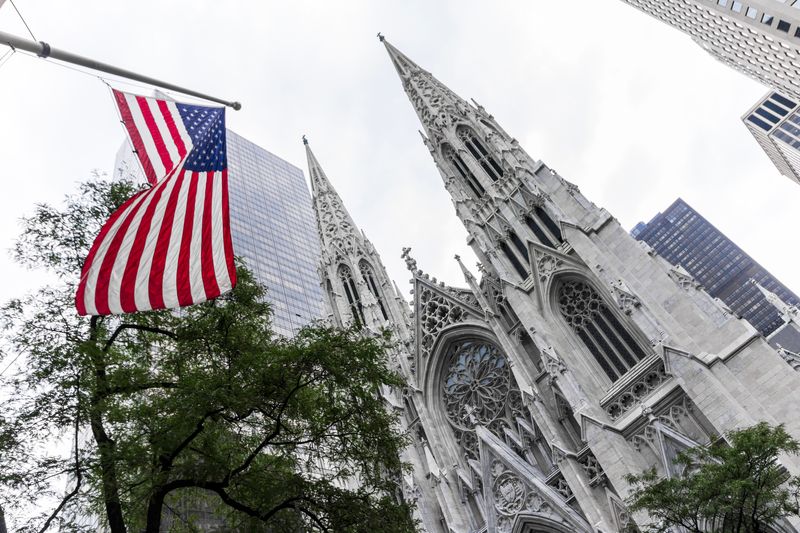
[0,174,417,533]
[625,422,800,533]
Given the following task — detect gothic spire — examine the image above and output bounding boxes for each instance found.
[380,36,470,139]
[304,138,359,251]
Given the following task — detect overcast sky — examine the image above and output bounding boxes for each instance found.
[0,0,798,313]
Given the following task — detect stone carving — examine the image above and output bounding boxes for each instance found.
[536,252,563,283]
[547,471,574,501]
[401,246,418,273]
[777,345,800,372]
[493,472,526,515]
[489,459,567,533]
[668,264,701,290]
[417,286,468,358]
[602,358,669,421]
[577,450,605,486]
[610,279,642,315]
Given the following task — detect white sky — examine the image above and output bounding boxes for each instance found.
[0,0,798,312]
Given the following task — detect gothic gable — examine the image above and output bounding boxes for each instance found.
[477,427,592,533]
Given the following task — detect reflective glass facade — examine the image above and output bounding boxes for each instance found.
[226,131,323,337]
[114,130,323,337]
[632,198,800,336]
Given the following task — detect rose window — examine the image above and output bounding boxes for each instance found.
[440,339,523,460]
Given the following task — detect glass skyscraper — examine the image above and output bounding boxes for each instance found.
[632,198,800,337]
[114,130,323,337]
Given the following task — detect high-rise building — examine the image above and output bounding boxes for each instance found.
[742,90,800,185]
[632,197,800,337]
[114,129,323,337]
[621,0,800,99]
[620,0,800,184]
[225,130,323,336]
[308,37,800,532]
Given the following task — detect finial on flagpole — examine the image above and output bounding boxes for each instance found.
[302,135,308,145]
[377,32,385,42]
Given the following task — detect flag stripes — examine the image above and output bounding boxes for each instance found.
[76,90,235,316]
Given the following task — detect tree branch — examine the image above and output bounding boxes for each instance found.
[107,381,178,395]
[224,375,308,483]
[103,324,176,352]
[38,377,83,533]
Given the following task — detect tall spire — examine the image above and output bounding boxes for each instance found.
[304,138,359,252]
[380,36,471,140]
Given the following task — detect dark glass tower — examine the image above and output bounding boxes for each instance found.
[114,130,323,337]
[632,198,799,337]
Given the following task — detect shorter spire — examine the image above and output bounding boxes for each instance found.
[455,254,476,284]
[750,279,799,320]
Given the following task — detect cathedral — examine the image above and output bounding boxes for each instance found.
[304,37,800,533]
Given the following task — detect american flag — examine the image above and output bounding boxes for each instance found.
[75,89,236,316]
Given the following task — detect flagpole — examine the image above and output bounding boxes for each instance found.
[0,29,241,110]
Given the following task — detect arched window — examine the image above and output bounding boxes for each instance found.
[457,126,504,181]
[440,338,524,461]
[556,279,647,382]
[359,260,388,320]
[508,229,530,263]
[442,143,485,198]
[525,207,563,249]
[500,242,528,279]
[338,264,365,327]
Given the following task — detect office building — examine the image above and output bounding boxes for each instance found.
[632,197,800,336]
[114,129,323,338]
[742,90,800,185]
[621,0,800,184]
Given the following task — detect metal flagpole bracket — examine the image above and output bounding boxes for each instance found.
[0,29,241,110]
[36,40,50,58]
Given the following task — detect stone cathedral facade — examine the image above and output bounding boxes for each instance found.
[305,38,800,533]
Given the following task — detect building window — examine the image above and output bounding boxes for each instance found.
[778,20,791,32]
[732,1,743,13]
[442,143,485,198]
[501,241,529,279]
[338,264,365,327]
[761,13,774,26]
[556,279,647,382]
[359,260,389,320]
[508,228,530,263]
[457,126,504,182]
[745,6,758,19]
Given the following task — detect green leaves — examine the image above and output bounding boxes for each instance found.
[0,174,416,532]
[626,423,800,533]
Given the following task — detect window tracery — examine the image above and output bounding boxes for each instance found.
[338,264,365,327]
[359,260,389,320]
[556,279,647,382]
[457,126,504,182]
[440,338,525,461]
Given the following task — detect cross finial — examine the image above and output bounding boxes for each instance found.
[377,32,385,42]
[302,135,308,145]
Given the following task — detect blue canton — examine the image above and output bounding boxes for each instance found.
[176,103,227,172]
